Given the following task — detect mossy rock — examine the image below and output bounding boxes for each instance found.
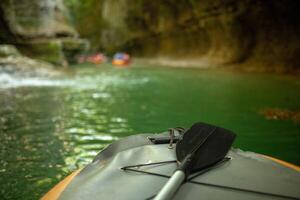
[62,38,90,64]
[0,44,21,57]
[17,40,67,66]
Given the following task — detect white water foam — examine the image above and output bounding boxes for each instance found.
[0,69,150,89]
[0,72,74,89]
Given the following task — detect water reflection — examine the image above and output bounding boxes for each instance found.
[0,88,70,199]
[60,88,132,166]
[0,67,146,199]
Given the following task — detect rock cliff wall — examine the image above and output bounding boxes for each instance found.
[0,0,89,65]
[71,0,300,70]
[0,0,76,39]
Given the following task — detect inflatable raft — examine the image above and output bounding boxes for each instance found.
[112,53,130,66]
[42,124,300,200]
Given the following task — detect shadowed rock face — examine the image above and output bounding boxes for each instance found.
[72,0,300,69]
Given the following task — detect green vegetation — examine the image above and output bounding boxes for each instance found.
[17,40,65,65]
[65,0,107,51]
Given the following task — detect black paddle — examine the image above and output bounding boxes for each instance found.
[154,122,236,200]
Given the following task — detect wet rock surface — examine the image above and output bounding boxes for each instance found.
[0,56,60,77]
[0,45,60,79]
[0,44,21,57]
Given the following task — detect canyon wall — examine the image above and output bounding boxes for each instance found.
[70,0,299,70]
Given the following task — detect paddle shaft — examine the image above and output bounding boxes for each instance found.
[153,170,185,200]
[154,154,192,200]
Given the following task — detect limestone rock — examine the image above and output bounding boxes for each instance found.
[0,0,76,39]
[0,0,89,66]
[0,44,60,77]
[0,44,21,57]
[16,38,90,65]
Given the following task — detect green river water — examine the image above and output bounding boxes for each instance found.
[0,64,300,199]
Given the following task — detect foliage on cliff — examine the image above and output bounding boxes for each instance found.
[65,0,106,51]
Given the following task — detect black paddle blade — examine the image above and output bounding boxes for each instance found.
[176,122,236,173]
